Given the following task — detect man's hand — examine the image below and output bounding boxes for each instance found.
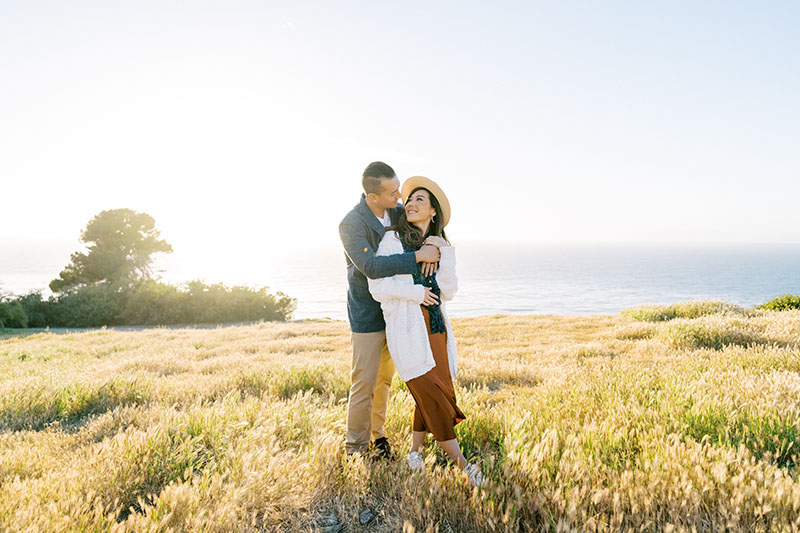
[416,244,440,277]
[422,287,440,306]
[420,262,438,277]
[415,244,440,264]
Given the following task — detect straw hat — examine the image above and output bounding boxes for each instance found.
[401,176,451,228]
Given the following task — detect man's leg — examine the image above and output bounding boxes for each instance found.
[371,340,396,441]
[345,331,385,454]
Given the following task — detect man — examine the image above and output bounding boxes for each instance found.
[339,161,440,456]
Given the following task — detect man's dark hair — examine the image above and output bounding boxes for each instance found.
[362,161,396,195]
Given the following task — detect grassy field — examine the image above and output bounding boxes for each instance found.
[1,302,800,532]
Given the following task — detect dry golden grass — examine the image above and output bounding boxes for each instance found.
[1,306,800,531]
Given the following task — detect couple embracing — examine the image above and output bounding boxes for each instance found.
[339,161,483,487]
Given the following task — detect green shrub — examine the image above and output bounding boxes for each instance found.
[4,281,296,328]
[49,283,125,327]
[0,299,27,328]
[118,281,185,325]
[10,287,123,328]
[177,280,295,324]
[13,292,54,328]
[622,300,743,322]
[758,294,800,311]
[119,280,296,325]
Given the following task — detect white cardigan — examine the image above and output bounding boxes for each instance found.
[368,231,459,382]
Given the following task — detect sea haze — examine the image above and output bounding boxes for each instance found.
[3,243,800,320]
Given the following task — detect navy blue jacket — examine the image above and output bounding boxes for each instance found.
[339,194,419,333]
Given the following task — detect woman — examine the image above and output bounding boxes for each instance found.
[368,176,483,487]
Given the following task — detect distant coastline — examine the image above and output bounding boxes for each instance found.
[4,242,800,320]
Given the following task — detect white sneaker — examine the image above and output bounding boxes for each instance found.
[407,451,423,470]
[466,463,484,487]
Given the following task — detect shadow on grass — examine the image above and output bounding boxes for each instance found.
[233,365,350,403]
[0,378,151,432]
[0,319,335,339]
[680,402,800,469]
[457,370,541,392]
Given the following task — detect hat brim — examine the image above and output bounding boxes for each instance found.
[401,176,451,228]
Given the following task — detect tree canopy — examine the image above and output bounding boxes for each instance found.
[50,209,173,293]
[0,294,27,328]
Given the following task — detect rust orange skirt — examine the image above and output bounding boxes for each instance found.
[405,306,466,441]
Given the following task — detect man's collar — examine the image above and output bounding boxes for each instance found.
[357,194,388,235]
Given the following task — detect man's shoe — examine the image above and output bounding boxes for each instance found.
[372,437,392,459]
[407,451,423,471]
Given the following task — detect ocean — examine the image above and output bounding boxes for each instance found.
[4,243,799,321]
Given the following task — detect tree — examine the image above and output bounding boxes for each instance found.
[0,299,27,328]
[50,209,173,293]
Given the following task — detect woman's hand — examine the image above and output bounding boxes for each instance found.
[423,236,448,248]
[422,287,440,306]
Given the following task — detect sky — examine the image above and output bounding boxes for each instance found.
[2,1,799,289]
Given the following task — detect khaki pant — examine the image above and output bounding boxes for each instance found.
[345,330,396,454]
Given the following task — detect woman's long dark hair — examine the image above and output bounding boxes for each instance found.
[391,187,449,250]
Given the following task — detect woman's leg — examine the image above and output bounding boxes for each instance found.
[411,431,427,453]
[437,438,467,469]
